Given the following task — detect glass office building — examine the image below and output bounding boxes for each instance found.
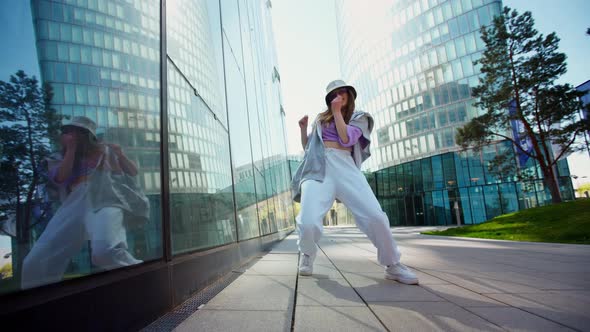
[336,0,573,225]
[372,141,574,226]
[0,0,294,330]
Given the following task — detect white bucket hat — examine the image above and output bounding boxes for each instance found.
[324,79,357,106]
[61,116,97,139]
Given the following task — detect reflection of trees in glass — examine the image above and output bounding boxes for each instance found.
[0,262,13,279]
[484,143,533,184]
[0,70,63,282]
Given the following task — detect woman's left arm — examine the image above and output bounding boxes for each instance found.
[333,111,350,144]
[109,144,139,176]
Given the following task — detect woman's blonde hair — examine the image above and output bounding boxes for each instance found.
[317,89,356,126]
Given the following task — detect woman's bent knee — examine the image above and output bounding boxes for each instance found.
[364,211,390,227]
[299,222,321,232]
[298,222,323,243]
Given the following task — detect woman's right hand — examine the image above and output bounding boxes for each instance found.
[298,115,309,129]
[61,133,77,151]
[330,95,343,113]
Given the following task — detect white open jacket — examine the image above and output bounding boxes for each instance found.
[291,111,374,203]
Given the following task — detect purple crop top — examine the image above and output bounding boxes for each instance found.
[49,159,98,187]
[321,121,363,148]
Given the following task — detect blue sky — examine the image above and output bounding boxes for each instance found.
[0,1,39,80]
[272,0,590,180]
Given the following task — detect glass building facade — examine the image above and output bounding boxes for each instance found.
[335,0,574,225]
[372,141,574,226]
[0,0,294,329]
[30,0,164,277]
[336,0,502,171]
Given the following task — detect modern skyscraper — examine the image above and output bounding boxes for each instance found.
[335,0,574,226]
[337,0,500,170]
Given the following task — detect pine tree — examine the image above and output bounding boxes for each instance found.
[456,7,588,204]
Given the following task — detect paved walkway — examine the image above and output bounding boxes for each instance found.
[173,227,590,332]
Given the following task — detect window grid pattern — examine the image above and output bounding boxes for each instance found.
[375,140,574,226]
[336,0,502,171]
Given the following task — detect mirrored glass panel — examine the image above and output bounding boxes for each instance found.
[167,0,236,253]
[0,0,162,294]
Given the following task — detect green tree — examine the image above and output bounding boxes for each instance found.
[0,70,63,283]
[456,7,588,204]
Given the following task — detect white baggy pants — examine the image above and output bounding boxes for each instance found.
[22,183,142,289]
[297,148,401,266]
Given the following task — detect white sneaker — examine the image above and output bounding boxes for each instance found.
[299,254,313,276]
[385,263,419,285]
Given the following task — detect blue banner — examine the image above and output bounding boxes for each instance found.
[508,100,533,167]
[576,80,590,124]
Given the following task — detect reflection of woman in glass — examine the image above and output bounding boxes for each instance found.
[22,116,142,289]
[292,80,418,284]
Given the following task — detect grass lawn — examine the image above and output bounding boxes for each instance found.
[422,199,590,244]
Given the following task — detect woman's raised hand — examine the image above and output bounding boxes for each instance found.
[61,133,77,151]
[330,95,343,113]
[107,143,123,156]
[298,115,309,129]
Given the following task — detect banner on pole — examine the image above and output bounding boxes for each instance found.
[508,100,534,167]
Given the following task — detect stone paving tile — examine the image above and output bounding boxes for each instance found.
[330,259,384,273]
[173,309,291,332]
[422,284,507,307]
[204,275,295,311]
[424,270,542,294]
[466,307,576,332]
[311,254,333,265]
[294,306,386,332]
[407,262,470,271]
[340,270,449,285]
[502,259,590,273]
[344,245,379,257]
[412,270,452,285]
[258,253,298,262]
[484,292,590,331]
[369,302,504,332]
[243,260,298,276]
[342,273,445,302]
[297,278,364,307]
[549,290,590,304]
[533,272,590,289]
[270,236,299,254]
[474,271,580,291]
[321,250,375,259]
[417,262,536,274]
[299,262,344,279]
